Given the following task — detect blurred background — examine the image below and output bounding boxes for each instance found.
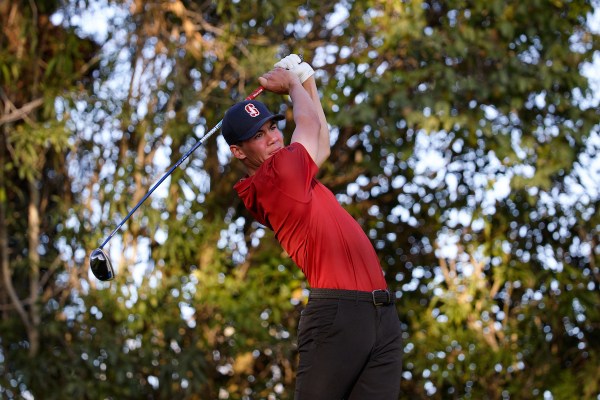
[1,0,599,398]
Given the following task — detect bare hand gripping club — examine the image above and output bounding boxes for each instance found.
[90,87,265,281]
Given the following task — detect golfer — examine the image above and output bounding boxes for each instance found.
[222,55,402,399]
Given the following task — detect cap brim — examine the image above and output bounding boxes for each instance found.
[237,114,285,143]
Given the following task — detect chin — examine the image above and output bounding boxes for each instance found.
[270,147,282,156]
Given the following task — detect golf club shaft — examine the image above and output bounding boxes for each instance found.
[98,86,265,250]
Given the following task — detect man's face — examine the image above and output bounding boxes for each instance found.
[230,120,283,174]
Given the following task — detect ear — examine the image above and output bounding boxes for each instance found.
[230,144,247,160]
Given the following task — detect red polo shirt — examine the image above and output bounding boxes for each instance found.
[234,143,387,291]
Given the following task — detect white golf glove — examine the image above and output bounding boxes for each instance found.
[274,54,315,83]
[275,54,302,70]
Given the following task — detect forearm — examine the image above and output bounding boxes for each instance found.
[288,81,321,152]
[302,76,330,166]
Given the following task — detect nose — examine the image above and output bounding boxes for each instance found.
[266,129,280,143]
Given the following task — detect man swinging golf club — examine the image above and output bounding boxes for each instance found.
[223,55,402,399]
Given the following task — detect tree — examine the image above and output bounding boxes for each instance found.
[0,0,99,395]
[1,0,599,398]
[310,1,600,398]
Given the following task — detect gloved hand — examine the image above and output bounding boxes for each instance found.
[274,54,315,83]
[274,54,302,70]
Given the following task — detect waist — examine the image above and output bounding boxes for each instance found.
[309,288,395,306]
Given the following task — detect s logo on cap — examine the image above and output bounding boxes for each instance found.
[245,103,260,117]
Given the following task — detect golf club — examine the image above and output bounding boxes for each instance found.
[90,86,265,281]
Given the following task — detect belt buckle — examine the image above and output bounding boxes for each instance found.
[372,290,391,306]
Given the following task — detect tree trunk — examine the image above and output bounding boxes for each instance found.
[0,127,32,337]
[0,127,9,321]
[27,178,41,357]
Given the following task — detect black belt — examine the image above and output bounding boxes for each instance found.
[309,288,395,306]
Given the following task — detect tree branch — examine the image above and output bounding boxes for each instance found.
[0,97,44,125]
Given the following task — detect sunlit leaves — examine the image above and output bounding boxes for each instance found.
[1,0,599,399]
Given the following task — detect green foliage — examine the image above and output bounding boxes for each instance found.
[7,121,71,181]
[1,0,599,399]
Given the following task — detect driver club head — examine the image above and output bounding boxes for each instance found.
[90,248,115,281]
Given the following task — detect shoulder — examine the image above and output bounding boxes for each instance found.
[269,143,315,177]
[271,142,314,169]
[234,175,253,196]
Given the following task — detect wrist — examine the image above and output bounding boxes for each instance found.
[274,54,314,83]
[295,62,314,83]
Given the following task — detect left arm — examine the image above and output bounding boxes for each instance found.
[273,54,330,167]
[258,68,322,164]
[301,75,330,167]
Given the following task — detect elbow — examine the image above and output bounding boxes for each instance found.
[321,145,331,161]
[317,132,331,165]
[315,147,331,167]
[321,124,331,159]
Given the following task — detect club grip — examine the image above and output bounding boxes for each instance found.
[245,86,264,100]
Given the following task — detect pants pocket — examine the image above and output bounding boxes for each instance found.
[297,299,340,351]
